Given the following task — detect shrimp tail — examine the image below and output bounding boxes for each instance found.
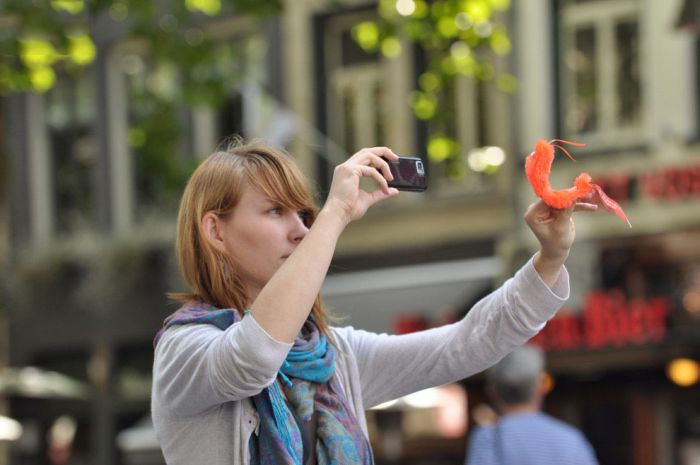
[590,184,632,228]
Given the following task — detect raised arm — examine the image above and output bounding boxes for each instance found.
[249,147,400,343]
[334,199,599,407]
[335,256,569,409]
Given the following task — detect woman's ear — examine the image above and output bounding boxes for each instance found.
[201,212,227,253]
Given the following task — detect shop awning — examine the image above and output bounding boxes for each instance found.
[321,256,501,333]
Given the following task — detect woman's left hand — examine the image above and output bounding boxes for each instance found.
[524,200,597,285]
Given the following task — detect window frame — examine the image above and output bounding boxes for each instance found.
[557,0,645,149]
[315,6,507,198]
[112,17,266,226]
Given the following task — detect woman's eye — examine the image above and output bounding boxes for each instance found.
[269,207,282,215]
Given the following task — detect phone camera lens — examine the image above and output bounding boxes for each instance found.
[416,160,425,175]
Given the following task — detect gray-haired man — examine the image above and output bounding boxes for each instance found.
[465,345,599,465]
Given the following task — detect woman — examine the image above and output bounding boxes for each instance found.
[152,140,596,465]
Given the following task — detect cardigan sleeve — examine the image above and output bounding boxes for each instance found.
[333,256,569,409]
[152,313,292,418]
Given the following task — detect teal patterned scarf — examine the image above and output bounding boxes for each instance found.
[154,302,373,465]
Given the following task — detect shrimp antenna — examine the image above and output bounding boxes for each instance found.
[549,138,587,147]
[549,139,585,162]
[551,144,577,162]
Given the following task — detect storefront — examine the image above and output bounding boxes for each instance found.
[520,160,700,465]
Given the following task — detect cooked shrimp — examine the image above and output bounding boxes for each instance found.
[525,139,631,227]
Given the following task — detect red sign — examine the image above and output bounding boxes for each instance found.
[393,314,429,334]
[596,164,700,203]
[393,311,460,335]
[530,290,672,352]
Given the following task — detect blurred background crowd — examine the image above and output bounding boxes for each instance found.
[1,0,699,464]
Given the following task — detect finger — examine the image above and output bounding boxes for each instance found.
[561,205,575,217]
[359,165,392,194]
[551,206,574,227]
[534,204,572,227]
[573,202,598,212]
[365,146,400,161]
[349,150,394,180]
[349,147,397,162]
[367,153,394,181]
[366,186,400,207]
[528,199,557,216]
[524,200,547,219]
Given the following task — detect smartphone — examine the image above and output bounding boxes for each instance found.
[384,156,427,192]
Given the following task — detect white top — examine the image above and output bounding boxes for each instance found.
[151,257,569,465]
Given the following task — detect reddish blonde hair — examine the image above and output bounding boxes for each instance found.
[169,138,334,338]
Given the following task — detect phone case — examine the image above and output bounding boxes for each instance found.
[387,156,427,192]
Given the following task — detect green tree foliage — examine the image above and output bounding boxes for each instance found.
[0,0,281,208]
[354,0,515,174]
[0,0,281,94]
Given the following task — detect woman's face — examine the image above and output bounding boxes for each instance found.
[217,182,310,299]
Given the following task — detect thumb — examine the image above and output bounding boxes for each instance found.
[367,187,400,207]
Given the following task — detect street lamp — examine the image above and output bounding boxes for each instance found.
[0,415,21,442]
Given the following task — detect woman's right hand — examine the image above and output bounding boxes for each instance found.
[322,147,401,226]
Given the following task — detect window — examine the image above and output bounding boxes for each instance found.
[208,36,253,144]
[330,65,386,154]
[46,73,97,235]
[216,91,244,142]
[558,0,642,146]
[423,67,495,190]
[324,10,385,156]
[318,7,502,194]
[120,54,189,220]
[118,31,263,222]
[317,7,414,189]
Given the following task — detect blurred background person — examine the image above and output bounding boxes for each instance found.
[465,345,599,465]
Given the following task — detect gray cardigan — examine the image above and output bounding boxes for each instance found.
[152,258,569,465]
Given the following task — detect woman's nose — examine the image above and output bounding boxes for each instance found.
[290,215,309,243]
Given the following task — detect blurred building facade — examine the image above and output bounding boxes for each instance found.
[1,0,699,464]
[510,2,700,465]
